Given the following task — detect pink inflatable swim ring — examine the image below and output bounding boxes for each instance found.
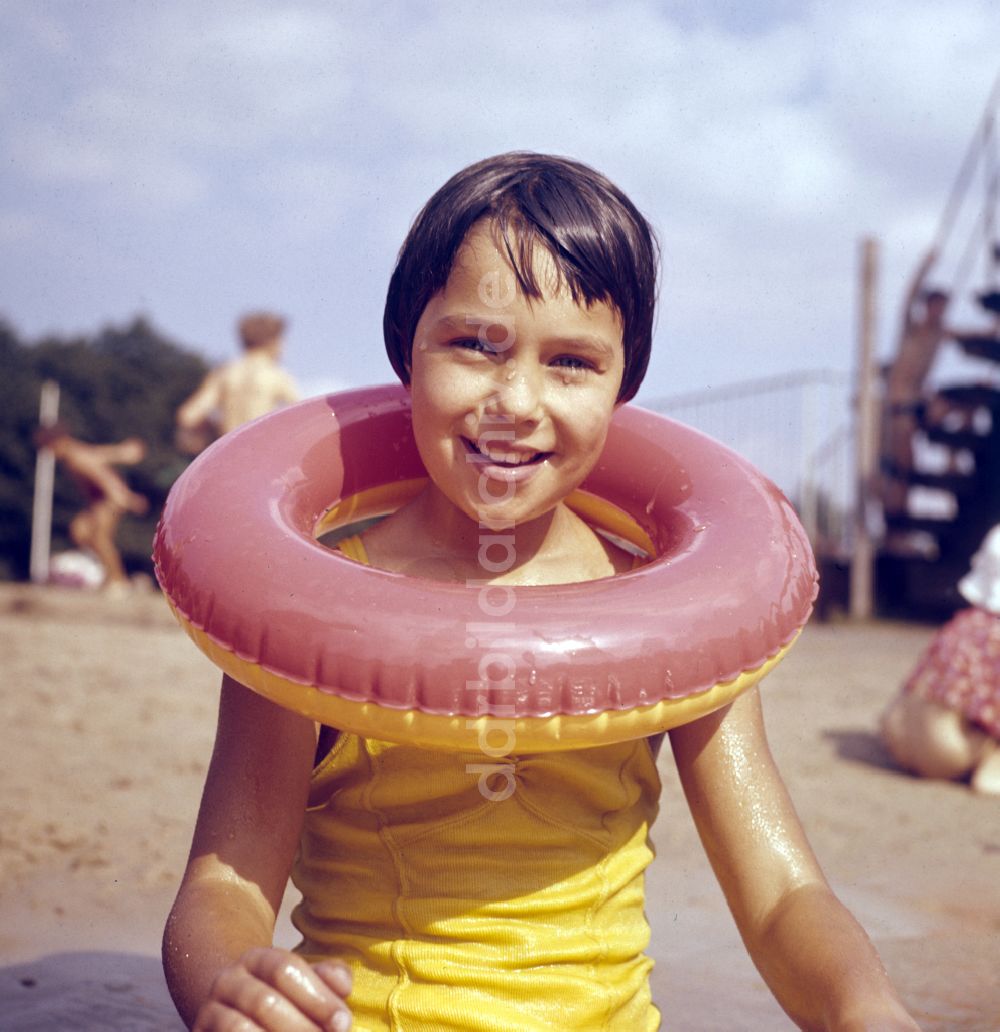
[154,384,817,751]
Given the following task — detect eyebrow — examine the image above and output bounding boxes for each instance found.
[430,314,620,357]
[557,335,619,357]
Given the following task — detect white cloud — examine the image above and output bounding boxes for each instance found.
[1,0,998,395]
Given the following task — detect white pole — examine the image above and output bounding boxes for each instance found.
[851,239,879,620]
[29,380,61,584]
[799,376,819,546]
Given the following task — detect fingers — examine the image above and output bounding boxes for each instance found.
[314,959,353,1004]
[194,948,352,1032]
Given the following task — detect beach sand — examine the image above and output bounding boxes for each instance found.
[1,583,997,1030]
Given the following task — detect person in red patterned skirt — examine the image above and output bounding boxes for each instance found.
[881,525,1000,793]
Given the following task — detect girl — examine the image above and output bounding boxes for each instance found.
[163,153,918,1031]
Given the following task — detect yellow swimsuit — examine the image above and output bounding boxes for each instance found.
[291,537,662,1031]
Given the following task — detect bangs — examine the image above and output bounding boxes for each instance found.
[489,212,614,313]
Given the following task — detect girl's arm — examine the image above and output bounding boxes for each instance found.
[669,687,919,1031]
[163,675,352,1031]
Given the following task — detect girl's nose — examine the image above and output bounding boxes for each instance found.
[490,360,544,423]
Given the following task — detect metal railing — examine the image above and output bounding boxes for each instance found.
[640,370,855,552]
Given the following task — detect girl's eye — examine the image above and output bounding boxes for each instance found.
[453,338,497,355]
[552,355,592,371]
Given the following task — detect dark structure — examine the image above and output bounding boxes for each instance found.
[875,75,1000,620]
[878,305,1000,619]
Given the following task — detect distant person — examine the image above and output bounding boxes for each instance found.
[880,248,951,517]
[175,311,299,452]
[35,424,149,595]
[881,524,1000,794]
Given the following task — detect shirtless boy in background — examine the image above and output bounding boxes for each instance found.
[176,311,299,451]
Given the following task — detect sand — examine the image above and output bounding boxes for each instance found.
[0,583,997,1030]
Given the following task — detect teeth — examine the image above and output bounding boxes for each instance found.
[477,443,539,466]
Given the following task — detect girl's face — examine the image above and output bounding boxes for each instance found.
[409,222,625,530]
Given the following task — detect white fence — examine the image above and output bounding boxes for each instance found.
[641,370,856,553]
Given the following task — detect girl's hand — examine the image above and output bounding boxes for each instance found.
[192,947,352,1031]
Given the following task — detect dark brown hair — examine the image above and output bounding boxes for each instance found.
[383,152,658,402]
[237,311,286,351]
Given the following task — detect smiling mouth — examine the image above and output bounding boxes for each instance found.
[462,438,551,467]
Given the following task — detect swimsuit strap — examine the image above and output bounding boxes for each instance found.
[317,481,655,558]
[336,530,642,571]
[336,534,370,565]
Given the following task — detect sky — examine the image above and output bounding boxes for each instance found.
[2,0,999,406]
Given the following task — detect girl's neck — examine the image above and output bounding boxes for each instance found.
[362,482,613,585]
[411,483,568,571]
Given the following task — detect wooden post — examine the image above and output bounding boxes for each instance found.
[851,239,879,619]
[29,379,61,584]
